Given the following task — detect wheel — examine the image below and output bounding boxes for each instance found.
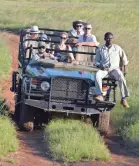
[14,79,22,123]
[19,96,34,132]
[98,111,110,135]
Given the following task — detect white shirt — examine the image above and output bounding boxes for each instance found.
[68,29,84,38]
[78,34,97,42]
[95,44,129,70]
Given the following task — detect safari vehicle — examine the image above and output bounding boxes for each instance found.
[11,28,117,133]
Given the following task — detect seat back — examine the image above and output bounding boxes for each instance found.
[75,46,96,66]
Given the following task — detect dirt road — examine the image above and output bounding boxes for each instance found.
[0,32,139,166]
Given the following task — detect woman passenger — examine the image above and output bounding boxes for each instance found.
[55,32,75,63]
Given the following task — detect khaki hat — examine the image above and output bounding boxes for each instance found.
[38,42,46,47]
[30,26,40,34]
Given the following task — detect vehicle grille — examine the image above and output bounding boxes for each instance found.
[51,77,88,103]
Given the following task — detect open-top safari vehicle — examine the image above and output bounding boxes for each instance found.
[11,28,117,133]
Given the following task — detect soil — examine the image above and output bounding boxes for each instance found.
[0,32,139,166]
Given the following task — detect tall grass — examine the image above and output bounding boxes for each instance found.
[0,37,11,101]
[0,116,18,156]
[0,0,139,151]
[0,37,18,157]
[45,120,110,162]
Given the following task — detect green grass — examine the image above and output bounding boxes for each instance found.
[44,120,110,162]
[0,37,18,157]
[0,42,11,77]
[1,0,139,154]
[0,37,11,106]
[0,116,18,156]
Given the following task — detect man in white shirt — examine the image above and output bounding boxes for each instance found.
[94,32,129,108]
[76,23,99,47]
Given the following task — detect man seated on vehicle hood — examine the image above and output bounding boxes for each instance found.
[94,32,129,108]
[76,23,99,47]
[31,42,56,62]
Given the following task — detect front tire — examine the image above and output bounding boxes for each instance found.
[98,111,110,135]
[19,98,34,132]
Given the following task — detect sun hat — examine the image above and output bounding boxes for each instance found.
[38,42,46,47]
[30,26,40,34]
[40,33,48,40]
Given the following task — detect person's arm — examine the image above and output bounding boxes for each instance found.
[76,35,99,46]
[119,48,129,66]
[76,41,99,47]
[119,46,129,75]
[67,45,75,61]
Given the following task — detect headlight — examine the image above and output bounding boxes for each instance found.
[41,81,50,91]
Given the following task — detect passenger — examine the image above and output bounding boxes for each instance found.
[55,32,76,63]
[68,20,84,38]
[31,42,55,61]
[39,33,48,41]
[76,23,99,47]
[94,32,129,108]
[25,26,40,58]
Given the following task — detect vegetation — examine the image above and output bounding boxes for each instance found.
[0,38,11,101]
[0,116,18,156]
[0,38,18,157]
[45,120,110,162]
[0,0,139,154]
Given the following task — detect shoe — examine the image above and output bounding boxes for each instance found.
[120,99,130,108]
[94,95,104,102]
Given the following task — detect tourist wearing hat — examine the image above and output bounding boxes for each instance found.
[25,25,40,58]
[68,20,84,38]
[31,42,56,62]
[30,25,40,39]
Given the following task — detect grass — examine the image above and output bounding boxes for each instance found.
[44,120,110,162]
[0,37,18,157]
[0,36,11,106]
[0,116,18,156]
[0,0,139,155]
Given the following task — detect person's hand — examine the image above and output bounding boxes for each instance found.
[49,54,55,59]
[99,64,105,70]
[75,42,83,46]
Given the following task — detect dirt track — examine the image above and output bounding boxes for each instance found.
[0,32,139,166]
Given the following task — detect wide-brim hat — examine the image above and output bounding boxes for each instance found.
[72,20,85,30]
[30,25,40,34]
[38,42,46,47]
[40,33,48,40]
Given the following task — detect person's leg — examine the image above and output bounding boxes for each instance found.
[109,69,129,108]
[95,70,108,101]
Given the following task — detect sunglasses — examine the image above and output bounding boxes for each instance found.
[39,46,45,49]
[85,27,91,30]
[76,25,82,27]
[60,36,67,40]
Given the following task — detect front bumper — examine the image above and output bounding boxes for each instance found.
[24,99,115,115]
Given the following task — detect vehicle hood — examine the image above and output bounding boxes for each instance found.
[26,64,95,81]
